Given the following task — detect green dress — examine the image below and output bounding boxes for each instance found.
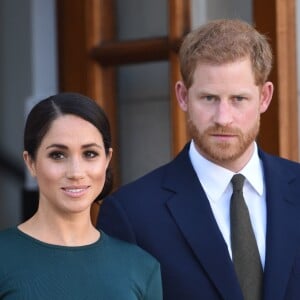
[0,227,162,300]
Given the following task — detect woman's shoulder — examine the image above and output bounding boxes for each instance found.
[0,227,19,243]
[0,227,25,266]
[99,231,162,297]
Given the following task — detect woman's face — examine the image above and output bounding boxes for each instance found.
[23,114,112,217]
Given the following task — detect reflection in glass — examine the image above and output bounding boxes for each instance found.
[116,0,168,41]
[117,62,171,184]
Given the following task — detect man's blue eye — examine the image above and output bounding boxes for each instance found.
[235,96,245,101]
[205,96,214,101]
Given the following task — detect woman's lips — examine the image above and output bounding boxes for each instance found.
[62,186,89,197]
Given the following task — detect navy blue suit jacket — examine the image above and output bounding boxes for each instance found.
[97,143,300,300]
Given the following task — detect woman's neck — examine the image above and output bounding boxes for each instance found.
[18,209,100,246]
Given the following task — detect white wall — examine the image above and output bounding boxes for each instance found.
[0,0,57,229]
[0,0,31,228]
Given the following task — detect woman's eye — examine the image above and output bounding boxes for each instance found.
[84,151,99,159]
[49,151,65,160]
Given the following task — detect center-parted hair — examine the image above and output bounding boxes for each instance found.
[24,92,113,200]
[179,19,273,88]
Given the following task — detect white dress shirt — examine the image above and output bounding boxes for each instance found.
[189,140,266,267]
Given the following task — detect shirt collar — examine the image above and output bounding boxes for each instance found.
[189,140,264,201]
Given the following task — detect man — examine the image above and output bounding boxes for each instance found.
[97,19,300,299]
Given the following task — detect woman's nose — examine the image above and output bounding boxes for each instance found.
[66,158,84,179]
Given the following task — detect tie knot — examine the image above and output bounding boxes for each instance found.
[231,174,245,192]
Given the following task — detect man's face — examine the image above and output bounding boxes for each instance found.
[176,58,273,171]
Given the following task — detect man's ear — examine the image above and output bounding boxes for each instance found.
[260,81,274,113]
[175,81,188,112]
[23,151,36,177]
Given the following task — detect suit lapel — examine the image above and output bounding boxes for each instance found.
[162,145,300,299]
[261,151,300,300]
[164,144,243,299]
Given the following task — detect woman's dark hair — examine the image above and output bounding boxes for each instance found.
[24,92,113,200]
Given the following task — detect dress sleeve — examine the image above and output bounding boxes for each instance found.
[144,262,163,300]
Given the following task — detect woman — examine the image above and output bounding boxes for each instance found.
[0,93,162,299]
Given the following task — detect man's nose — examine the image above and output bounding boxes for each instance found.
[213,100,233,126]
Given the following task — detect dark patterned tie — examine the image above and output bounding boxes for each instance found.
[230,174,263,300]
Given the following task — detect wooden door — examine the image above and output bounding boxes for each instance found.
[57,0,191,222]
[253,0,298,160]
[57,0,298,223]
